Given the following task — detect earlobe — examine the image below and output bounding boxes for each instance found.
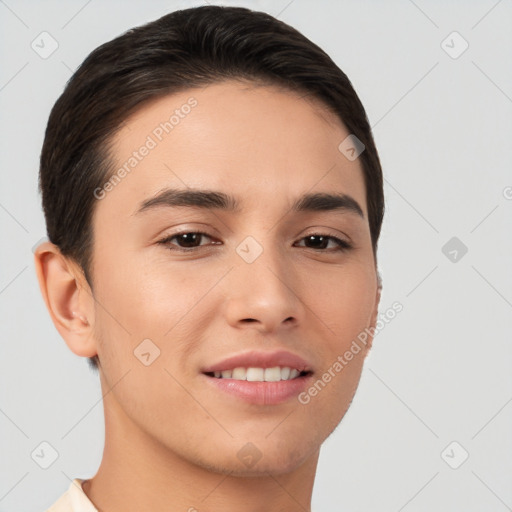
[34,241,98,358]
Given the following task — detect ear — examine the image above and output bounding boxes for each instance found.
[34,241,97,359]
[365,270,382,352]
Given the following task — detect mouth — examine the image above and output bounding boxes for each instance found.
[201,350,314,405]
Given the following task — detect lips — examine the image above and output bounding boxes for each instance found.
[201,350,314,405]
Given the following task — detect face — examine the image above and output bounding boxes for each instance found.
[89,80,380,475]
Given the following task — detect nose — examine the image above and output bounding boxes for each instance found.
[222,242,305,334]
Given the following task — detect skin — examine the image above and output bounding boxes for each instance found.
[35,80,381,511]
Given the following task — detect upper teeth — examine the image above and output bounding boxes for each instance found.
[213,367,301,382]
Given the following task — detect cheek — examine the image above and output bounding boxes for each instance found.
[93,251,192,333]
[91,251,221,376]
[302,263,376,346]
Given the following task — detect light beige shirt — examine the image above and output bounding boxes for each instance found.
[47,479,98,512]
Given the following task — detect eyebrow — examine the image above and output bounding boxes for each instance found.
[136,188,364,219]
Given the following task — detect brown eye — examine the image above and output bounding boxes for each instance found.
[157,232,218,252]
[295,234,352,252]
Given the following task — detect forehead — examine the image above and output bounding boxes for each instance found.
[101,80,367,218]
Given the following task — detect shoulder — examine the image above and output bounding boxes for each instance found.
[46,479,97,512]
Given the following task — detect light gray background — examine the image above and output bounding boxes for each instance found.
[1,0,511,510]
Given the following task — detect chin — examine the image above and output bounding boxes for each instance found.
[190,435,320,477]
[198,452,313,477]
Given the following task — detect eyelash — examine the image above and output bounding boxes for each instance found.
[156,231,353,253]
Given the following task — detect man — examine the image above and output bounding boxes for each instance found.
[35,5,384,511]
